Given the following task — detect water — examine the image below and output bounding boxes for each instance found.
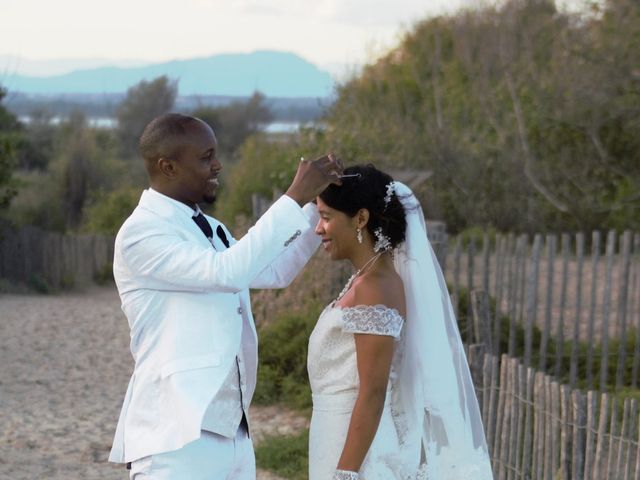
[18,115,303,133]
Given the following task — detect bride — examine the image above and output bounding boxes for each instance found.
[307,164,494,479]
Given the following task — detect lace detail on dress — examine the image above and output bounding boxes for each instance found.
[341,305,404,338]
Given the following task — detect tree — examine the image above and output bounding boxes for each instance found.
[324,0,640,233]
[193,91,273,160]
[0,86,19,209]
[117,76,178,157]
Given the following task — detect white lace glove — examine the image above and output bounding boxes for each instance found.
[333,470,359,480]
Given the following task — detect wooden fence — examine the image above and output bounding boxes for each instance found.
[0,222,114,291]
[444,231,640,392]
[470,351,640,480]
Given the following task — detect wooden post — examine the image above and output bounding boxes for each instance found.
[497,355,511,480]
[606,399,619,478]
[600,230,616,392]
[583,391,597,480]
[592,393,609,480]
[482,232,490,298]
[615,231,633,389]
[467,238,477,344]
[522,366,535,480]
[517,235,528,355]
[540,234,556,372]
[586,231,601,390]
[555,233,571,377]
[550,381,562,478]
[472,289,493,352]
[487,355,500,459]
[532,372,544,480]
[514,363,526,480]
[630,233,640,388]
[507,359,519,479]
[616,398,632,478]
[560,385,572,480]
[494,234,508,356]
[544,376,553,480]
[570,233,585,389]
[508,236,525,357]
[571,390,586,480]
[525,234,542,369]
[453,237,462,319]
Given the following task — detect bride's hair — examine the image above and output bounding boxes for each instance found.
[319,164,407,249]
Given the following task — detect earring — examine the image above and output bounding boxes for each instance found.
[356,228,363,244]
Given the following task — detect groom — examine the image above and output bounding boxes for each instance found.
[108,113,340,479]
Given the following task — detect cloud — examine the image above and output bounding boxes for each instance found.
[191,0,452,26]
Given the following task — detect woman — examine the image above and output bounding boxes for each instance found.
[308,165,493,479]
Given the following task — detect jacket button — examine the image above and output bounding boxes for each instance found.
[237,307,243,315]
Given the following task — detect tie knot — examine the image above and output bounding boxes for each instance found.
[192,213,214,240]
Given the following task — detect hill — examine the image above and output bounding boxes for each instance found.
[2,51,335,98]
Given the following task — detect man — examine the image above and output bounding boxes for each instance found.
[108,113,341,479]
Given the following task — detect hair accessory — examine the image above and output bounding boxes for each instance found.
[373,227,392,252]
[356,228,363,244]
[339,173,361,179]
[383,181,395,209]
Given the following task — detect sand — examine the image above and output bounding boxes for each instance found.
[0,286,306,479]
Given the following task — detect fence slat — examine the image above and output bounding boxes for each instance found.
[593,393,609,480]
[584,391,598,479]
[572,390,586,480]
[616,231,633,389]
[570,232,585,388]
[540,234,556,371]
[525,234,542,369]
[586,231,601,390]
[555,233,571,377]
[522,366,535,480]
[607,399,619,478]
[600,230,616,391]
[560,385,571,480]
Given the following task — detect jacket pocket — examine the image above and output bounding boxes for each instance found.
[159,353,221,379]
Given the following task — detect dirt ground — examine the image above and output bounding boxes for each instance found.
[0,286,307,480]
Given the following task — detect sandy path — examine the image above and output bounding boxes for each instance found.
[0,287,305,480]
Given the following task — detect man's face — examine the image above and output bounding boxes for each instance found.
[172,121,222,206]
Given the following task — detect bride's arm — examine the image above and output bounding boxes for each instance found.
[336,332,395,473]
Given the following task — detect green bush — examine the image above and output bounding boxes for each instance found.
[254,306,322,410]
[255,429,309,480]
[82,186,140,235]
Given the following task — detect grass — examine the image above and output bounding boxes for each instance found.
[255,429,310,480]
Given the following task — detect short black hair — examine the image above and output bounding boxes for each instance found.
[319,164,407,249]
[138,113,202,163]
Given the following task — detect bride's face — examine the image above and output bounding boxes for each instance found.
[315,197,359,260]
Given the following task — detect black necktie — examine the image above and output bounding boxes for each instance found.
[192,213,214,242]
[216,225,230,248]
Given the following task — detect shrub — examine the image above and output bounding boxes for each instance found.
[255,429,309,480]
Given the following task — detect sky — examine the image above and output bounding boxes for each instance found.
[0,0,473,77]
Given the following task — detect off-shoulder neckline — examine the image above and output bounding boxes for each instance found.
[327,302,405,321]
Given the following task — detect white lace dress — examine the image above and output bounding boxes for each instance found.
[307,304,412,480]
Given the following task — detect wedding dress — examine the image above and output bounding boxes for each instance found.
[307,182,494,480]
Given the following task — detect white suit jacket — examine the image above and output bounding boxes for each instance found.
[109,188,320,463]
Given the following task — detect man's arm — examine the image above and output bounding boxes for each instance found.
[118,155,340,293]
[249,201,320,289]
[119,195,311,293]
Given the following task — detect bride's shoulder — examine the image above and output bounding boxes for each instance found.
[348,271,406,318]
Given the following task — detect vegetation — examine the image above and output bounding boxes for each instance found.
[0,87,20,209]
[255,430,309,480]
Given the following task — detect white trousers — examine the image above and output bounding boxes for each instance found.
[129,428,255,480]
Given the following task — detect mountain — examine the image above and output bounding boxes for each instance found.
[1,51,335,98]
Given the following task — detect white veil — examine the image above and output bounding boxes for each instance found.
[392,182,494,479]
